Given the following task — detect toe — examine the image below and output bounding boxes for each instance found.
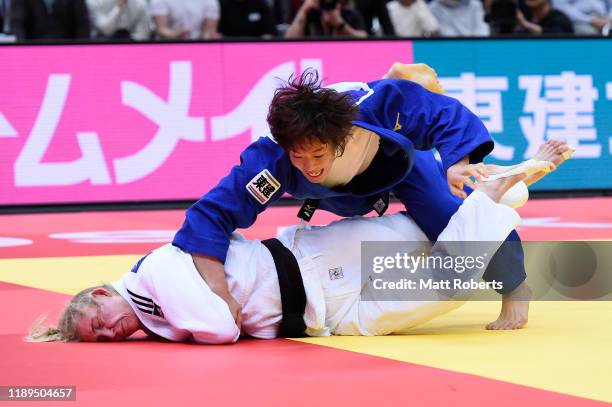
[486,320,499,330]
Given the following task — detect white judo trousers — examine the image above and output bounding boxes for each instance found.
[286,190,520,336]
[114,191,519,343]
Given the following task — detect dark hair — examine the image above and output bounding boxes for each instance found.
[486,0,518,34]
[267,69,358,154]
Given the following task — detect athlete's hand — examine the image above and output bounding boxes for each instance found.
[447,156,491,199]
[216,289,243,327]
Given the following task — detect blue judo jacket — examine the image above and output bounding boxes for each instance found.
[173,79,494,262]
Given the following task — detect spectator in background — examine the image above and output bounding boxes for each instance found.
[554,0,611,35]
[387,0,439,37]
[12,0,90,40]
[354,0,395,35]
[485,0,518,34]
[1,0,9,34]
[429,0,490,36]
[87,0,150,40]
[150,0,220,40]
[219,0,277,37]
[515,0,573,34]
[285,0,368,38]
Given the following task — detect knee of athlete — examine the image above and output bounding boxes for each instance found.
[415,206,459,241]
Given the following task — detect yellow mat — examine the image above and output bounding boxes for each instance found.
[2,255,611,402]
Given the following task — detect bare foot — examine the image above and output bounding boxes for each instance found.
[383,62,445,94]
[485,140,572,187]
[524,140,573,186]
[486,282,533,330]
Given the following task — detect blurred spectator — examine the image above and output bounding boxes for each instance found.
[150,0,220,40]
[429,0,490,36]
[387,0,439,37]
[285,0,368,38]
[87,0,150,40]
[12,0,91,40]
[273,0,290,23]
[485,0,517,33]
[219,0,276,37]
[273,0,295,34]
[354,0,395,35]
[554,0,611,35]
[1,0,10,33]
[515,0,573,34]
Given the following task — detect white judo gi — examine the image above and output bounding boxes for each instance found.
[112,191,520,344]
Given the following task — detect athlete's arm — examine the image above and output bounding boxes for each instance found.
[172,137,291,318]
[192,255,241,326]
[381,63,490,197]
[363,79,493,172]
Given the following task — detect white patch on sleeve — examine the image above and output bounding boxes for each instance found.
[246,169,281,204]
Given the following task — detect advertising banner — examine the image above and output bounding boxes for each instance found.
[1,38,610,205]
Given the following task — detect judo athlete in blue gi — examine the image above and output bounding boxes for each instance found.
[173,66,557,330]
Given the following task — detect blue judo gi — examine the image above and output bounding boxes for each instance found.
[173,79,526,294]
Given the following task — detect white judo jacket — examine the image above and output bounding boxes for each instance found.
[112,229,329,344]
[113,192,520,344]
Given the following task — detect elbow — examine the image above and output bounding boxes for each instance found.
[192,327,240,345]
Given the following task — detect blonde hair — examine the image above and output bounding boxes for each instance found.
[26,284,117,342]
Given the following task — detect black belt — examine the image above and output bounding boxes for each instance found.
[261,238,307,338]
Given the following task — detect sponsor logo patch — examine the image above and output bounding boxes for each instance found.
[329,267,344,280]
[247,169,280,204]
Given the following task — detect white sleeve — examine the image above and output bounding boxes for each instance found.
[149,246,240,344]
[162,284,240,345]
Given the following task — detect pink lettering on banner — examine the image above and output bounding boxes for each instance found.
[0,41,413,205]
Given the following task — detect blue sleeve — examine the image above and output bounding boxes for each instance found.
[361,79,494,173]
[172,137,291,263]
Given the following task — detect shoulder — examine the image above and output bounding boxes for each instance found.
[242,135,289,162]
[365,78,429,99]
[238,135,295,189]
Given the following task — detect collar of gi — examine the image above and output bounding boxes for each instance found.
[351,121,413,157]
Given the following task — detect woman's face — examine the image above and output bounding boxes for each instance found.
[76,289,141,342]
[289,140,337,184]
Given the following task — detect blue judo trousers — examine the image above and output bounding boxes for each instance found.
[173,79,526,294]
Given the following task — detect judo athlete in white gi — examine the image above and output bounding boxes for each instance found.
[27,162,556,344]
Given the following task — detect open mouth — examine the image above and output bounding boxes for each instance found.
[307,169,324,178]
